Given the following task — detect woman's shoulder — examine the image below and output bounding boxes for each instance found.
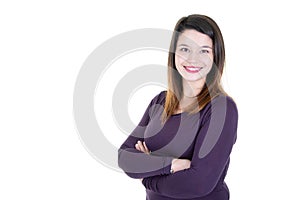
[149,90,167,105]
[198,94,238,129]
[212,94,237,107]
[204,94,238,115]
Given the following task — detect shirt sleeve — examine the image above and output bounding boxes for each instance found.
[142,96,238,198]
[118,91,173,179]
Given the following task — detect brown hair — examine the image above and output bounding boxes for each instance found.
[162,14,227,122]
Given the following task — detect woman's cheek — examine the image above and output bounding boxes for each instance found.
[175,55,183,69]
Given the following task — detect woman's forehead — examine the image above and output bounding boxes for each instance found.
[177,29,213,48]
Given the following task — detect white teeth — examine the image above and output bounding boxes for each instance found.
[184,66,201,71]
[187,68,199,71]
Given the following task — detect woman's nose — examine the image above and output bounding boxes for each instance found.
[187,52,197,62]
[186,52,210,64]
[186,52,199,63]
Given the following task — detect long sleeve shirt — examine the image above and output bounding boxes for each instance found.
[118,91,238,200]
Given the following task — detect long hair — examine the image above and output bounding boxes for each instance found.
[162,14,227,122]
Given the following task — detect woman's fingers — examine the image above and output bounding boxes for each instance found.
[143,142,150,154]
[135,143,141,151]
[138,141,146,152]
[135,141,150,154]
[135,141,145,152]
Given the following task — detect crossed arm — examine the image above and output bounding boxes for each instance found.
[135,140,191,181]
[118,95,238,198]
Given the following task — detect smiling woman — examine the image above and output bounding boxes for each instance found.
[118,14,238,200]
[175,30,213,80]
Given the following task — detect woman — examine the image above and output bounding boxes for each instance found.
[118,14,238,200]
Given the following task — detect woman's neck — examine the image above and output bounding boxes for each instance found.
[182,78,206,98]
[177,78,206,112]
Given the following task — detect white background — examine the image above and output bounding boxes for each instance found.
[1,0,300,199]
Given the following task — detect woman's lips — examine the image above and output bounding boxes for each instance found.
[183,66,203,73]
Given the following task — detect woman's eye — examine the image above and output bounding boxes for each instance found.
[200,49,209,54]
[180,47,190,53]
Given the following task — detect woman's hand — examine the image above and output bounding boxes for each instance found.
[171,158,191,173]
[135,141,191,174]
[135,141,151,155]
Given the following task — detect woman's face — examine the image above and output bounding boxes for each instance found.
[175,29,213,83]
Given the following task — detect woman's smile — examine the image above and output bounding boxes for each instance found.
[183,66,204,73]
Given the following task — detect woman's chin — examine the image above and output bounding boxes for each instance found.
[178,71,205,82]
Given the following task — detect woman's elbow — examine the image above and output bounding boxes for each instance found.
[183,174,218,197]
[117,148,129,174]
[118,148,142,179]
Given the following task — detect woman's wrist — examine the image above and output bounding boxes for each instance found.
[170,168,175,174]
[170,158,177,173]
[170,158,191,174]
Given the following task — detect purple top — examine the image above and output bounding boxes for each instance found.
[118,91,238,200]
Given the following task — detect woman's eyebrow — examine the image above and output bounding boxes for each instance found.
[201,45,213,49]
[177,43,190,47]
[177,43,212,49]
